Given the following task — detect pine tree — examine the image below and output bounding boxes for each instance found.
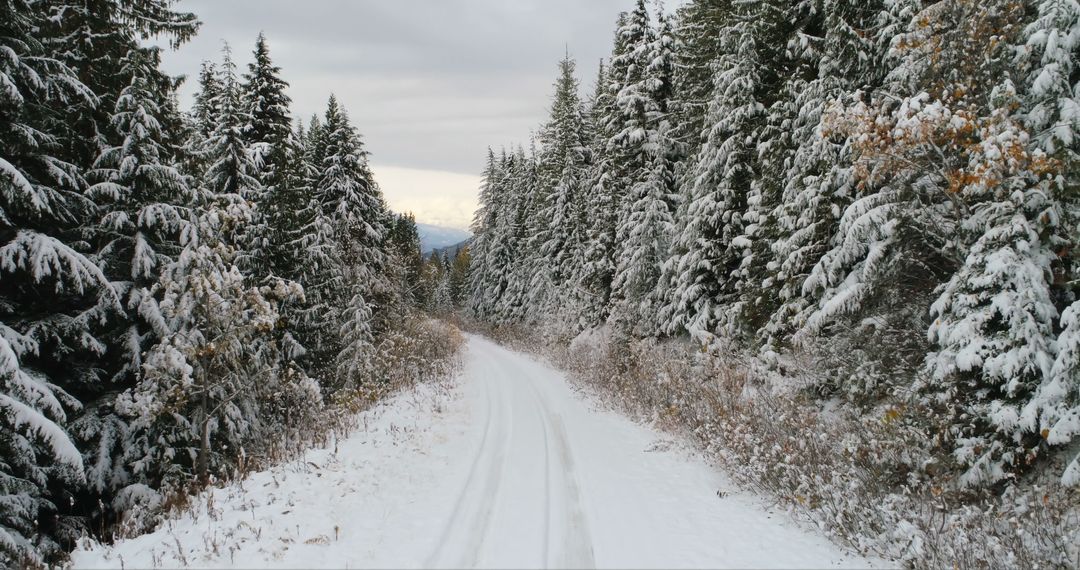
[501,148,541,325]
[468,149,506,320]
[0,1,114,563]
[201,45,263,269]
[758,0,891,349]
[240,33,293,282]
[670,0,733,154]
[1025,301,1080,485]
[448,245,471,308]
[313,95,388,387]
[926,166,1059,486]
[87,47,193,387]
[664,12,764,338]
[241,33,292,152]
[120,197,302,487]
[578,60,621,326]
[40,0,199,173]
[192,61,221,141]
[1015,0,1080,487]
[534,53,590,332]
[74,48,195,512]
[609,0,679,337]
[386,212,424,307]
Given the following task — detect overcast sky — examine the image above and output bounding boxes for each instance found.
[159,0,648,230]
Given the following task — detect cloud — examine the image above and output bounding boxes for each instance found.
[157,0,669,225]
[374,164,480,231]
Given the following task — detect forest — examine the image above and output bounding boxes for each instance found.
[5,0,1080,567]
[0,0,468,565]
[466,0,1080,565]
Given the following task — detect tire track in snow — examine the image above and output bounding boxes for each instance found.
[522,366,595,569]
[549,412,595,569]
[528,381,553,568]
[425,357,511,569]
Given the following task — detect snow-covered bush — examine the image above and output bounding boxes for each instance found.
[334,318,464,414]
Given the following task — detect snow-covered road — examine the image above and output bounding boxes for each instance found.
[73,334,879,569]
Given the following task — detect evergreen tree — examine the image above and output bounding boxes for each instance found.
[0,1,114,563]
[75,48,195,517]
[87,47,193,387]
[664,13,764,338]
[468,149,506,320]
[670,0,733,154]
[241,33,292,152]
[311,95,389,387]
[578,60,621,326]
[386,212,424,307]
[120,194,303,488]
[758,0,891,349]
[201,45,263,270]
[40,0,199,172]
[534,54,590,332]
[192,61,221,139]
[448,245,471,308]
[609,0,679,337]
[240,33,293,282]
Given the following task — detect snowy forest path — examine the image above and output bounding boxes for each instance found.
[423,335,875,569]
[71,333,881,569]
[431,335,598,569]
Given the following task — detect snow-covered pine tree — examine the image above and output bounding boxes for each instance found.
[609,0,679,337]
[119,194,305,489]
[576,12,639,331]
[498,147,538,325]
[577,60,621,327]
[287,130,343,376]
[199,45,264,280]
[669,0,732,157]
[434,254,454,314]
[469,149,508,321]
[240,32,293,283]
[418,254,452,314]
[263,122,310,285]
[118,38,304,490]
[663,9,764,340]
[192,61,221,142]
[448,245,471,309]
[758,0,886,351]
[533,53,590,334]
[74,47,195,514]
[87,46,193,390]
[40,0,199,173]
[925,89,1061,487]
[315,95,389,388]
[242,33,292,154]
[708,0,800,341]
[385,212,424,308]
[1011,0,1080,486]
[1026,301,1080,485]
[0,1,116,563]
[794,1,1018,399]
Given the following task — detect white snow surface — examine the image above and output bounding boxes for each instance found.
[72,334,881,569]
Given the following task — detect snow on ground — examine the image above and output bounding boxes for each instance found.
[72,334,883,569]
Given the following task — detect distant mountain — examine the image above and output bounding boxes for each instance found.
[416,223,472,254]
[429,238,472,260]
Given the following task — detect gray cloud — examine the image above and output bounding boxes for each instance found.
[161,0,641,175]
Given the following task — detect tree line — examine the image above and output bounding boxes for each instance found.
[0,1,439,564]
[468,0,1080,493]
